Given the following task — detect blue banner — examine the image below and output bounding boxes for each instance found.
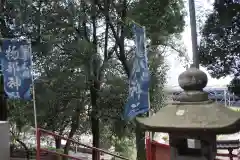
[124,24,150,119]
[1,39,32,100]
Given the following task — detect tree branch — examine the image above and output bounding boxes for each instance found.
[163,43,190,63]
[94,0,121,47]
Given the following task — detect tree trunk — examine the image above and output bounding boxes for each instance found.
[16,138,30,160]
[10,130,30,160]
[62,107,81,160]
[0,71,7,121]
[55,137,61,149]
[0,0,8,121]
[62,128,76,160]
[135,124,146,160]
[91,114,100,160]
[90,81,100,160]
[53,137,62,160]
[90,6,100,160]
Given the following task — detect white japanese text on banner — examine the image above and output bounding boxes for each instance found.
[124,24,150,119]
[1,39,32,100]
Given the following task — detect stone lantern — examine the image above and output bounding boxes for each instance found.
[137,67,240,160]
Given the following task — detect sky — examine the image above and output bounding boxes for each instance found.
[165,0,232,88]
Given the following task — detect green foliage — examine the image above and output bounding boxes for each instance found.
[47,147,64,154]
[199,0,240,96]
[199,0,240,79]
[107,0,186,157]
[8,100,31,132]
[113,137,135,159]
[148,46,168,112]
[229,106,240,112]
[1,0,185,159]
[129,0,185,45]
[228,77,240,96]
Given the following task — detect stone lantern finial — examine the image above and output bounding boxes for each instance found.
[177,66,208,102]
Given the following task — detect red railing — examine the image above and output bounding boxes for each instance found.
[146,137,239,160]
[216,140,239,160]
[36,128,129,160]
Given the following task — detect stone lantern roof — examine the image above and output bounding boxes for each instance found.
[137,66,240,134]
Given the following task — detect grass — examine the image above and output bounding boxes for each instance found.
[229,107,240,112]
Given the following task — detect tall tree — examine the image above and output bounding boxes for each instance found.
[1,0,93,154]
[1,1,185,160]
[97,45,168,159]
[94,0,185,159]
[199,0,240,94]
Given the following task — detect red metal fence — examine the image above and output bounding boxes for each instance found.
[146,137,239,160]
[36,128,129,160]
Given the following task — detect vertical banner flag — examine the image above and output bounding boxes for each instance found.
[1,39,32,100]
[124,24,150,119]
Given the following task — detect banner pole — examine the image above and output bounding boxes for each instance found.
[143,26,153,160]
[143,26,152,139]
[28,40,38,144]
[32,77,37,132]
[26,39,39,159]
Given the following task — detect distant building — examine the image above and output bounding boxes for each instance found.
[164,85,240,107]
